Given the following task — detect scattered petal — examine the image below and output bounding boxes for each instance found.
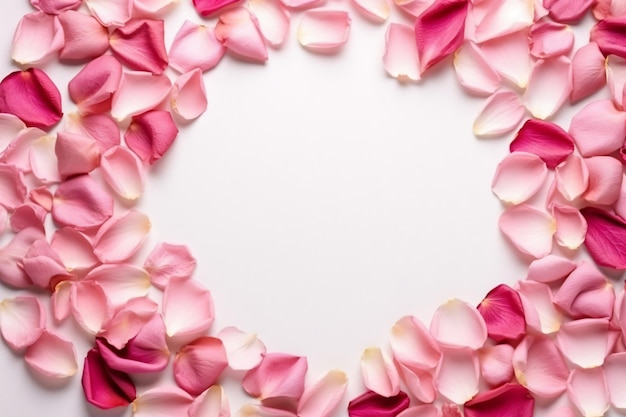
[124,110,179,164]
[70,281,113,334]
[390,315,440,370]
[570,42,606,102]
[361,347,400,397]
[93,210,151,263]
[144,243,196,289]
[82,347,136,409]
[474,0,534,42]
[29,134,61,184]
[556,318,618,368]
[98,297,158,349]
[110,71,171,122]
[298,370,348,417]
[524,57,572,120]
[479,344,514,387]
[169,21,225,73]
[84,264,151,306]
[517,280,561,334]
[512,336,568,398]
[68,55,123,115]
[0,296,45,351]
[604,353,626,409]
[64,112,121,153]
[297,10,351,53]
[58,10,109,61]
[477,284,526,343]
[51,227,99,273]
[570,100,626,156]
[55,131,101,178]
[171,69,208,121]
[22,238,68,288]
[583,156,623,206]
[215,8,268,62]
[163,278,215,342]
[435,347,479,404]
[174,336,228,395]
[100,146,146,200]
[473,90,525,138]
[217,326,266,371]
[499,205,554,259]
[509,119,574,169]
[526,255,576,283]
[591,16,626,58]
[544,0,594,22]
[24,330,77,378]
[249,0,291,46]
[383,23,420,82]
[193,0,243,16]
[529,20,574,59]
[242,353,307,400]
[52,174,113,230]
[430,298,487,350]
[109,19,169,75]
[134,0,178,16]
[0,227,45,288]
[0,163,27,211]
[31,0,82,14]
[552,205,587,250]
[348,390,409,417]
[479,31,531,88]
[492,152,547,205]
[581,207,626,269]
[84,0,133,27]
[567,368,610,417]
[453,41,501,96]
[189,385,230,417]
[464,384,534,417]
[11,11,64,66]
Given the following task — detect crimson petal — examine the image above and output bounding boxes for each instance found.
[477,284,526,343]
[348,390,410,417]
[464,383,534,417]
[193,0,242,16]
[581,207,626,269]
[591,16,626,58]
[509,120,574,169]
[82,347,137,410]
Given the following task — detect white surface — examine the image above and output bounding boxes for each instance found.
[0,2,591,417]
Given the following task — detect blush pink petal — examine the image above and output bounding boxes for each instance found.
[68,55,123,115]
[0,69,62,130]
[31,0,82,13]
[169,21,225,73]
[477,284,526,343]
[249,0,291,46]
[163,278,215,342]
[512,336,568,398]
[125,110,179,165]
[193,0,244,16]
[0,163,27,211]
[93,210,151,263]
[11,12,64,66]
[52,174,113,230]
[555,154,588,201]
[133,0,177,16]
[174,336,228,395]
[189,385,230,417]
[435,347,480,404]
[24,330,77,379]
[569,100,626,156]
[543,0,593,22]
[453,41,501,96]
[526,255,576,283]
[430,298,487,350]
[361,347,400,397]
[0,296,45,351]
[556,318,618,368]
[98,297,158,349]
[581,207,626,269]
[3,127,46,172]
[0,227,45,288]
[0,206,7,236]
[110,19,168,75]
[498,205,554,259]
[529,20,574,59]
[84,264,151,306]
[479,344,514,387]
[383,23,420,82]
[215,8,268,62]
[414,0,468,74]
[29,135,61,184]
[606,54,626,108]
[22,239,68,288]
[217,326,266,370]
[111,71,171,122]
[524,57,572,120]
[11,204,47,233]
[58,10,109,61]
[509,119,574,169]
[100,146,145,200]
[351,0,389,21]
[591,16,626,58]
[171,69,208,121]
[491,152,547,205]
[604,353,626,409]
[84,0,133,27]
[51,227,98,273]
[396,363,437,403]
[390,315,440,370]
[29,187,53,212]
[517,280,561,334]
[348,390,410,417]
[570,42,607,102]
[144,243,196,289]
[397,404,439,417]
[242,353,308,400]
[298,370,348,417]
[238,405,296,417]
[464,383,534,417]
[392,0,434,17]
[51,280,72,323]
[0,113,26,153]
[583,156,623,206]
[567,368,610,417]
[82,347,136,409]
[71,281,113,334]
[65,113,121,153]
[479,31,531,88]
[474,0,534,42]
[55,131,101,178]
[297,10,351,53]
[472,90,525,138]
[552,205,587,250]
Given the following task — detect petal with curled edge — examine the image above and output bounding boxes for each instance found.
[555,153,588,201]
[193,0,244,16]
[58,10,109,62]
[390,315,440,370]
[479,344,514,387]
[556,319,618,368]
[567,368,610,417]
[499,205,554,259]
[82,347,136,409]
[11,12,64,66]
[526,255,576,283]
[70,281,113,334]
[605,353,626,409]
[477,284,525,343]
[571,42,606,103]
[297,10,351,53]
[517,280,561,334]
[174,336,228,395]
[0,227,45,288]
[591,16,626,58]
[513,335,568,398]
[189,385,230,417]
[68,55,122,115]
[474,0,534,42]
[430,298,487,350]
[453,41,501,96]
[93,210,151,264]
[583,155,623,206]
[479,31,531,88]
[84,264,151,307]
[163,278,215,343]
[55,131,101,178]
[11,203,47,233]
[217,326,266,371]
[25,330,77,378]
[0,296,45,351]
[134,387,193,417]
[125,110,179,165]
[144,243,196,289]
[361,347,400,397]
[242,353,308,400]
[51,227,98,273]
[464,383,534,417]
[111,71,171,122]
[109,19,169,75]
[31,0,82,13]
[101,146,145,201]
[29,187,53,212]
[168,21,225,73]
[491,152,547,205]
[98,297,158,349]
[396,363,436,404]
[524,57,571,120]
[552,205,586,250]
[298,370,348,417]
[64,113,120,153]
[383,23,420,82]
[529,20,574,59]
[84,0,132,27]
[249,0,290,46]
[0,163,27,211]
[215,8,268,62]
[171,69,208,121]
[52,174,113,230]
[435,347,479,404]
[22,239,68,288]
[347,390,409,417]
[569,99,626,156]
[473,90,525,138]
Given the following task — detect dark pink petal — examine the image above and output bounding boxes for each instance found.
[479,344,513,387]
[125,110,178,164]
[477,284,525,343]
[163,278,215,342]
[111,72,171,121]
[567,368,610,417]
[58,10,109,61]
[110,19,169,75]
[193,0,243,16]
[0,69,62,130]
[0,163,27,211]
[174,336,228,395]
[593,0,626,19]
[528,20,574,59]
[84,0,132,27]
[22,238,69,288]
[543,0,593,22]
[509,119,574,169]
[556,318,618,368]
[414,0,468,74]
[24,330,77,379]
[82,347,136,409]
[215,8,268,62]
[591,16,626,58]
[242,353,308,400]
[68,55,123,115]
[31,0,82,13]
[0,227,45,288]
[144,243,196,289]
[133,387,194,417]
[298,370,348,417]
[464,383,534,417]
[569,100,626,156]
[348,390,409,417]
[93,210,151,263]
[570,42,606,102]
[51,227,99,273]
[100,146,146,200]
[171,69,208,121]
[0,296,45,351]
[512,336,568,398]
[581,207,626,269]
[361,347,400,397]
[11,12,64,66]
[65,113,121,153]
[383,23,420,82]
[55,131,101,178]
[217,326,266,370]
[168,21,225,73]
[583,156,623,206]
[390,315,440,370]
[52,174,113,230]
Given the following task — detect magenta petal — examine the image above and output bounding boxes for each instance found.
[193,0,243,16]
[52,174,113,230]
[414,0,468,74]
[581,207,626,269]
[125,110,178,164]
[174,336,228,395]
[464,384,534,417]
[68,55,123,115]
[477,284,526,343]
[348,390,410,417]
[110,19,169,75]
[82,347,137,410]
[509,119,574,169]
[58,10,109,61]
[591,16,626,58]
[242,353,308,400]
[543,0,593,22]
[0,69,62,130]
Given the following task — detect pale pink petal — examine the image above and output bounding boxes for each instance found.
[297,10,351,53]
[64,113,121,153]
[529,20,574,59]
[569,100,626,156]
[524,57,572,120]
[68,55,123,115]
[84,0,133,26]
[29,187,53,212]
[51,227,98,273]
[361,347,400,397]
[512,336,568,398]
[238,405,297,417]
[189,385,230,417]
[435,348,479,404]
[392,0,434,17]
[298,370,348,417]
[217,326,266,371]
[22,238,68,288]
[163,278,215,342]
[583,156,623,206]
[544,0,594,22]
[31,0,82,13]
[0,113,26,153]
[509,119,574,169]
[0,163,27,211]
[472,90,525,138]
[51,280,72,322]
[492,152,547,205]
[552,205,586,250]
[193,0,244,16]
[111,71,171,121]
[567,368,610,417]
[474,0,534,42]
[24,330,77,378]
[100,146,145,201]
[11,203,47,233]
[279,0,321,8]
[71,281,113,334]
[52,174,113,230]
[477,284,526,343]
[517,280,561,334]
[133,387,194,417]
[55,131,101,178]
[29,134,61,184]
[526,254,576,283]
[351,0,389,21]
[249,0,291,46]
[144,243,196,289]
[390,315,440,370]
[606,54,626,108]
[98,297,158,349]
[582,207,626,269]
[174,336,228,395]
[464,384,534,417]
[169,21,225,73]
[383,23,420,82]
[556,319,618,368]
[0,296,45,351]
[58,10,109,61]
[499,205,554,259]
[215,8,268,62]
[430,298,487,350]
[84,264,151,306]
[133,0,178,16]
[110,19,168,75]
[571,42,607,102]
[453,41,501,96]
[0,227,45,288]
[397,405,440,417]
[396,363,436,404]
[11,12,64,66]
[3,127,46,172]
[171,69,208,121]
[555,154,588,201]
[479,344,514,387]
[93,210,151,263]
[479,31,531,88]
[242,353,307,400]
[604,353,626,409]
[125,110,179,164]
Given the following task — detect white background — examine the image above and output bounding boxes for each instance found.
[0,1,595,416]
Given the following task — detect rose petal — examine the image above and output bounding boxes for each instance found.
[582,207,626,269]
[604,353,626,409]
[52,174,114,230]
[298,370,348,417]
[0,227,45,288]
[217,326,266,371]
[84,264,151,306]
[51,227,98,273]
[526,255,576,283]
[430,298,487,350]
[392,0,434,17]
[348,390,409,417]
[512,336,568,398]
[435,347,480,404]
[479,31,531,88]
[29,134,61,184]
[464,384,534,417]
[55,131,101,178]
[0,296,45,351]
[0,113,26,153]
[189,385,230,417]
[361,347,400,397]
[193,0,243,16]
[499,205,554,259]
[31,0,82,14]
[474,0,534,42]
[453,41,501,96]
[84,0,133,27]
[82,347,136,409]
[544,0,594,22]
[100,146,146,200]
[174,336,228,395]
[215,8,268,62]
[570,100,626,156]
[567,368,610,417]
[68,55,123,115]
[0,163,27,211]
[163,278,215,342]
[111,71,171,122]
[238,405,296,417]
[606,54,626,108]
[477,284,526,343]
[93,210,151,263]
[242,353,307,400]
[297,10,351,53]
[529,20,574,59]
[144,243,196,289]
[524,57,572,120]
[556,318,618,368]
[249,0,291,46]
[583,156,623,206]
[492,152,547,205]
[51,280,72,323]
[351,0,389,21]
[171,69,208,121]
[479,344,514,387]
[22,238,68,288]
[168,21,225,73]
[24,330,77,378]
[58,10,109,61]
[383,23,420,82]
[64,112,121,153]
[552,205,587,250]
[473,90,525,138]
[11,12,64,66]
[509,120,574,169]
[125,110,179,164]
[591,16,626,58]
[517,280,561,334]
[396,363,436,404]
[397,405,439,417]
[134,0,178,16]
[110,19,169,75]
[390,315,440,370]
[98,297,158,349]
[570,42,607,102]
[11,203,47,233]
[70,281,114,334]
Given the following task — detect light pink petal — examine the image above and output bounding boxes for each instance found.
[134,387,194,417]
[570,100,626,156]
[174,336,228,395]
[512,336,568,398]
[544,0,594,22]
[571,42,607,102]
[526,254,576,283]
[555,153,588,201]
[499,205,554,259]
[51,280,72,323]
[215,8,268,62]
[297,10,351,53]
[216,326,266,370]
[453,41,501,96]
[242,353,307,400]
[552,205,587,250]
[509,119,574,169]
[58,10,109,61]
[24,330,77,378]
[464,384,534,417]
[392,0,434,17]
[64,113,121,153]
[430,298,487,350]
[189,385,230,417]
[361,347,400,397]
[52,174,113,230]
[168,21,225,73]
[110,19,168,75]
[51,227,98,273]
[68,55,123,115]
[351,0,389,21]
[163,278,215,342]
[22,238,68,288]
[529,20,574,59]
[3,127,47,173]
[70,280,113,334]
[567,368,610,417]
[55,131,101,178]
[582,207,626,269]
[111,71,171,122]
[0,296,45,351]
[583,156,623,206]
[606,54,626,108]
[435,348,479,404]
[517,280,561,334]
[396,363,436,404]
[133,0,178,16]
[479,344,514,387]
[0,227,45,288]
[31,0,82,13]
[390,315,440,370]
[93,210,151,263]
[472,90,525,138]
[474,0,534,42]
[298,370,348,417]
[144,242,196,289]
[238,405,297,417]
[397,405,439,417]
[29,134,61,184]
[414,0,468,74]
[383,23,420,82]
[279,0,321,8]
[0,163,27,211]
[604,353,626,409]
[11,12,64,66]
[11,203,47,233]
[84,0,133,26]
[100,146,145,201]
[479,31,531,88]
[556,319,618,368]
[193,0,244,16]
[171,69,208,121]
[524,57,572,120]
[492,152,547,205]
[125,110,179,165]
[0,113,26,153]
[98,297,158,349]
[249,0,291,46]
[84,264,151,306]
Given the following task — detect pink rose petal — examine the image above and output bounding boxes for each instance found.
[171,69,208,121]
[100,146,146,201]
[583,156,623,206]
[84,264,151,306]
[351,0,389,21]
[22,238,68,288]
[567,368,610,417]
[0,163,27,211]
[52,174,113,230]
[110,19,168,75]
[125,110,179,164]
[474,0,534,43]
[498,205,554,259]
[68,55,123,115]
[144,242,196,289]
[29,134,61,184]
[51,280,72,323]
[249,0,291,46]
[524,57,572,120]
[193,0,243,16]
[174,336,228,395]
[51,227,99,273]
[604,353,626,409]
[571,100,626,156]
[215,8,268,62]
[348,390,409,417]
[479,344,514,387]
[111,71,172,122]
[383,23,420,82]
[189,385,230,417]
[134,0,178,16]
[58,10,109,61]
[361,347,400,397]
[0,206,7,236]
[70,280,113,334]
[509,119,574,169]
[55,131,101,178]
[556,318,618,368]
[24,330,77,379]
[0,227,45,288]
[544,0,594,22]
[65,113,121,153]
[473,90,525,138]
[552,205,587,250]
[464,383,534,417]
[298,370,348,417]
[11,12,64,66]
[526,255,576,283]
[297,10,351,53]
[29,187,53,212]
[31,0,82,13]
[390,315,440,370]
[163,278,215,342]
[606,54,626,108]
[430,298,487,350]
[581,207,626,269]
[98,297,158,349]
[242,353,308,400]
[453,41,501,96]
[570,42,607,102]
[477,284,526,343]
[3,126,47,172]
[435,347,479,404]
[84,0,133,27]
[398,405,439,417]
[0,296,45,351]
[396,363,436,404]
[392,0,434,17]
[512,336,568,398]
[217,326,266,371]
[591,16,626,58]
[517,280,561,334]
[11,203,47,233]
[554,154,588,201]
[169,21,225,73]
[529,20,574,59]
[238,405,296,417]
[82,347,136,409]
[93,210,151,263]
[492,152,547,205]
[479,31,531,88]
[0,113,26,153]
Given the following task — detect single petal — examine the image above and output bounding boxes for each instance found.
[604,353,626,409]
[51,227,99,273]
[570,42,607,102]
[11,203,47,233]
[55,131,101,178]
[144,242,196,289]
[22,238,68,288]
[134,0,178,16]
[543,0,594,22]
[31,0,82,13]
[477,284,526,343]
[242,353,307,400]
[110,19,169,75]
[472,90,525,138]
[174,336,228,395]
[509,119,574,169]
[133,387,194,417]
[555,153,588,201]
[390,315,440,370]
[171,69,208,121]
[215,8,268,62]
[29,134,61,184]
[464,384,534,417]
[517,280,561,334]
[435,347,479,404]
[64,112,121,153]
[553,205,586,250]
[98,297,158,349]
[529,20,574,59]
[512,335,568,398]
[567,368,610,417]
[570,100,626,156]
[591,16,626,58]
[361,347,400,397]
[71,281,114,334]
[58,10,109,61]
[11,12,64,66]
[24,330,77,378]
[526,255,576,283]
[82,347,136,409]
[0,163,27,211]
[84,0,133,26]
[556,318,618,368]
[100,146,146,200]
[583,156,623,206]
[0,296,45,351]
[52,174,114,230]
[193,0,243,16]
[51,280,72,323]
[93,210,151,263]
[0,227,45,288]
[524,57,572,120]
[397,405,439,417]
[499,205,554,259]
[453,41,501,96]
[249,0,291,46]
[0,113,26,153]
[479,31,531,88]
[124,110,179,164]
[474,0,534,42]
[479,344,514,387]
[68,55,123,115]
[189,385,230,417]
[383,23,420,82]
[347,390,410,417]
[351,0,389,21]
[163,278,215,342]
[110,71,172,122]
[492,152,547,205]
[430,298,487,350]
[168,21,225,73]
[606,54,626,108]
[396,363,436,403]
[217,326,266,371]
[297,10,351,53]
[582,207,626,269]
[84,264,151,306]
[298,370,348,417]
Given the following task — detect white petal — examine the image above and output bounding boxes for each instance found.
[383,23,420,82]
